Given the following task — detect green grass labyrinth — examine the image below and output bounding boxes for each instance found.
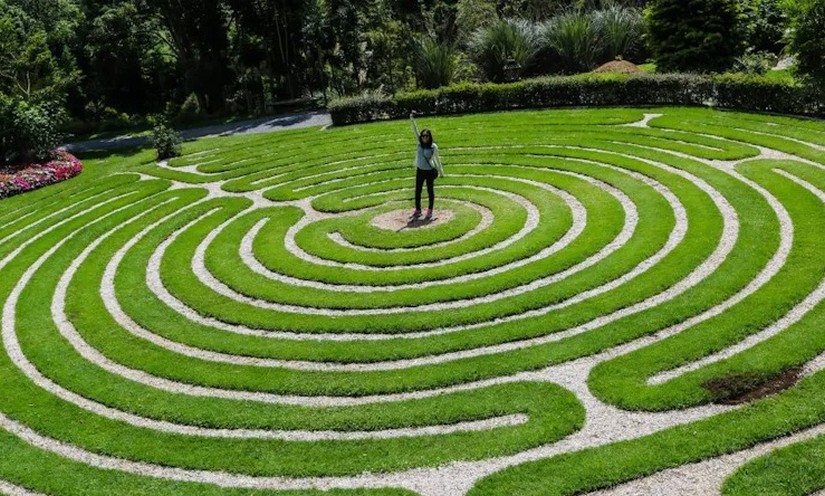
[4,107,825,495]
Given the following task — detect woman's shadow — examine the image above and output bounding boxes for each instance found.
[398,216,439,232]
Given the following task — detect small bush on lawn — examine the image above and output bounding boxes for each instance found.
[151,117,181,160]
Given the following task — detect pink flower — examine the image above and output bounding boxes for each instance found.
[0,151,83,199]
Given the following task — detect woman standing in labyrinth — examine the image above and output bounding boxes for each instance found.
[410,112,445,220]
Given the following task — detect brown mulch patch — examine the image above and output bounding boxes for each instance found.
[703,368,802,405]
[594,60,642,74]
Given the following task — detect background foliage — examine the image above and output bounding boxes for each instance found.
[0,0,819,162]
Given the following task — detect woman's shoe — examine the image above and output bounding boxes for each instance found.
[424,209,433,220]
[410,210,422,219]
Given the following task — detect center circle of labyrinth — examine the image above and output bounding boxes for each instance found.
[3,108,825,496]
[370,208,456,231]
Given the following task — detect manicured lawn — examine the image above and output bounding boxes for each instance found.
[1,107,825,495]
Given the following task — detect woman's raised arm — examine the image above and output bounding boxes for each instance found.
[410,113,420,140]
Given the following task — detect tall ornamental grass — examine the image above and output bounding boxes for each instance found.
[539,4,644,74]
[540,11,604,74]
[414,39,460,89]
[468,19,541,83]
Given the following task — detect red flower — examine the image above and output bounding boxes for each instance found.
[0,151,83,200]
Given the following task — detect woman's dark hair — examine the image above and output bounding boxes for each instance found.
[419,128,434,149]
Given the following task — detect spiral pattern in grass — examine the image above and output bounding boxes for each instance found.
[2,107,825,496]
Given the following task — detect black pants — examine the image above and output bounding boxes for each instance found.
[415,168,437,210]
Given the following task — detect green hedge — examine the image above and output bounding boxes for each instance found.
[328,74,825,125]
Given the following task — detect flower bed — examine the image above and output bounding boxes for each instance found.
[0,151,83,200]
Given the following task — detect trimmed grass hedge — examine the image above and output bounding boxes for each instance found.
[328,74,825,125]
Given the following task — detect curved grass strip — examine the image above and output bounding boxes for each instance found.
[0,429,412,496]
[589,161,825,411]
[722,433,825,496]
[161,164,671,322]
[469,369,825,496]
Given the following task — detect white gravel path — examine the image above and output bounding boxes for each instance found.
[622,113,664,128]
[0,481,44,496]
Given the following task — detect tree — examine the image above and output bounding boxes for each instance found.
[790,0,825,90]
[456,0,497,45]
[83,2,173,115]
[149,0,233,113]
[0,0,75,101]
[741,0,789,54]
[224,0,307,101]
[646,0,746,73]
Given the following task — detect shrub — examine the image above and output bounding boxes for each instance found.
[645,0,745,73]
[414,39,460,90]
[0,95,65,166]
[327,73,824,125]
[175,92,204,124]
[712,73,822,114]
[733,51,777,75]
[790,0,825,91]
[469,19,541,83]
[151,117,181,160]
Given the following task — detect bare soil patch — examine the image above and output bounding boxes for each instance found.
[704,368,802,405]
